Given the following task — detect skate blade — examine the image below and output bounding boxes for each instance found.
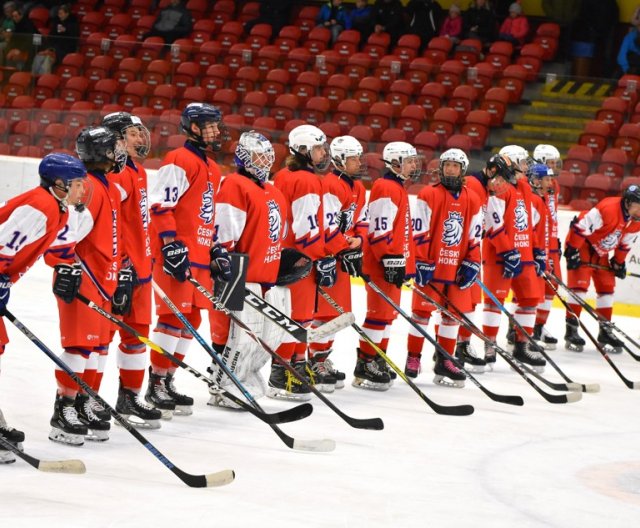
[433,375,465,388]
[463,364,485,374]
[541,341,557,351]
[0,451,16,464]
[564,341,584,352]
[315,383,336,394]
[266,387,312,401]
[351,377,390,391]
[48,428,84,446]
[334,380,345,389]
[404,371,419,379]
[207,394,245,411]
[114,415,161,430]
[85,429,109,442]
[172,405,193,416]
[600,343,623,354]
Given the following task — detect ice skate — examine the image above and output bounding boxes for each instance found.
[455,341,486,373]
[506,321,515,347]
[0,409,24,464]
[534,324,557,351]
[484,340,497,370]
[165,372,194,416]
[75,393,110,442]
[564,319,585,352]
[309,353,337,393]
[116,384,162,429]
[433,353,466,388]
[352,353,391,391]
[324,355,345,389]
[375,355,396,384]
[144,367,176,420]
[49,394,88,446]
[404,354,422,378]
[513,341,546,373]
[598,324,624,354]
[267,362,312,401]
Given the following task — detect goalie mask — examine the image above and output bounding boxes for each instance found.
[382,141,422,182]
[288,124,331,173]
[330,135,364,178]
[234,131,275,183]
[439,148,468,193]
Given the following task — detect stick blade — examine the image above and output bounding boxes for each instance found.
[308,312,355,341]
[565,383,583,392]
[292,438,336,452]
[265,403,314,424]
[205,469,236,487]
[565,391,583,403]
[582,383,600,393]
[38,459,86,474]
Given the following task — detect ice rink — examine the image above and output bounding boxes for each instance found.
[2,261,640,528]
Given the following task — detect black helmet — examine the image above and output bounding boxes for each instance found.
[623,184,640,205]
[76,126,126,173]
[102,111,151,158]
[486,154,516,184]
[180,102,223,151]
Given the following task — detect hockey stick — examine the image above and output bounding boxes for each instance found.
[549,270,640,361]
[184,277,384,431]
[581,262,640,279]
[544,273,640,389]
[476,278,599,394]
[0,435,86,474]
[362,276,522,406]
[414,283,581,404]
[242,285,355,343]
[317,286,475,416]
[75,293,312,426]
[4,309,234,488]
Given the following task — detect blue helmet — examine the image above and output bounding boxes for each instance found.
[180,102,223,151]
[527,163,551,192]
[39,152,87,189]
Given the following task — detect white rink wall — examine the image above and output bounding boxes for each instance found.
[2,154,639,307]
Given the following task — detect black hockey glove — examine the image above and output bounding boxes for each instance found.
[338,247,362,277]
[564,244,581,271]
[209,244,232,282]
[161,240,190,282]
[414,260,435,287]
[112,265,137,316]
[0,274,10,314]
[498,249,522,279]
[381,254,406,288]
[315,256,337,287]
[533,248,546,277]
[557,238,562,258]
[610,257,627,279]
[53,262,82,304]
[456,259,480,290]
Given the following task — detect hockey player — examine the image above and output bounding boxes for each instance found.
[481,153,547,370]
[147,102,227,415]
[407,149,483,387]
[0,153,87,462]
[102,111,162,429]
[355,141,418,390]
[532,144,563,349]
[47,127,127,445]
[207,131,291,407]
[270,124,333,400]
[564,185,640,353]
[308,135,367,393]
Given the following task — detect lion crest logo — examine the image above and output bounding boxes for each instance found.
[442,211,463,247]
[199,182,214,225]
[267,199,282,243]
[600,229,622,251]
[514,199,528,232]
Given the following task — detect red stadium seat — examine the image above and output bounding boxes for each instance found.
[261,69,290,105]
[449,84,479,124]
[385,79,415,117]
[613,123,640,163]
[428,107,458,148]
[363,32,390,61]
[321,74,350,111]
[578,121,611,160]
[580,173,619,205]
[416,82,447,119]
[395,105,426,143]
[479,87,509,127]
[564,145,593,178]
[269,94,300,129]
[596,148,628,179]
[406,57,436,89]
[460,109,491,151]
[274,25,303,55]
[353,76,382,113]
[486,41,513,70]
[334,99,362,135]
[364,102,394,141]
[238,91,268,124]
[516,43,544,82]
[424,36,453,65]
[300,96,331,126]
[453,38,482,66]
[435,60,466,96]
[497,64,527,103]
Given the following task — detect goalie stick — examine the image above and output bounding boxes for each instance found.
[476,278,599,394]
[0,435,86,474]
[4,309,234,488]
[544,273,640,390]
[153,281,340,451]
[548,270,640,362]
[317,287,475,416]
[182,278,384,431]
[362,276,523,406]
[582,261,640,279]
[76,293,312,426]
[413,283,582,404]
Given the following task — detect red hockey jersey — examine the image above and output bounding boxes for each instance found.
[364,173,415,275]
[413,184,482,283]
[531,191,549,253]
[214,172,289,285]
[0,187,69,283]
[273,166,326,261]
[566,196,640,262]
[148,142,222,268]
[545,179,560,254]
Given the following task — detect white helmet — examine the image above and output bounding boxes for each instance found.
[330,135,363,174]
[288,124,329,172]
[235,130,275,183]
[499,144,529,165]
[383,141,421,181]
[439,148,468,192]
[533,143,562,172]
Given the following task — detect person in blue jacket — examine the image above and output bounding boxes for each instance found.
[316,0,352,44]
[617,28,640,75]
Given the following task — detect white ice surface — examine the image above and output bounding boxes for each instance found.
[2,261,640,528]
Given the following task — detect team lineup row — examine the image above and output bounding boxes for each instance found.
[1,100,639,468]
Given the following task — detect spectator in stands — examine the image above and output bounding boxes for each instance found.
[406,0,443,50]
[541,0,579,61]
[632,6,640,30]
[0,1,17,65]
[145,0,192,44]
[373,0,405,47]
[350,0,374,43]
[617,28,640,75]
[316,0,351,45]
[439,4,463,44]
[5,6,40,70]
[497,2,528,47]
[463,0,496,44]
[572,0,619,77]
[48,3,78,64]
[244,0,293,38]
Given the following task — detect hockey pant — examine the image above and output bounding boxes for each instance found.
[566,246,615,322]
